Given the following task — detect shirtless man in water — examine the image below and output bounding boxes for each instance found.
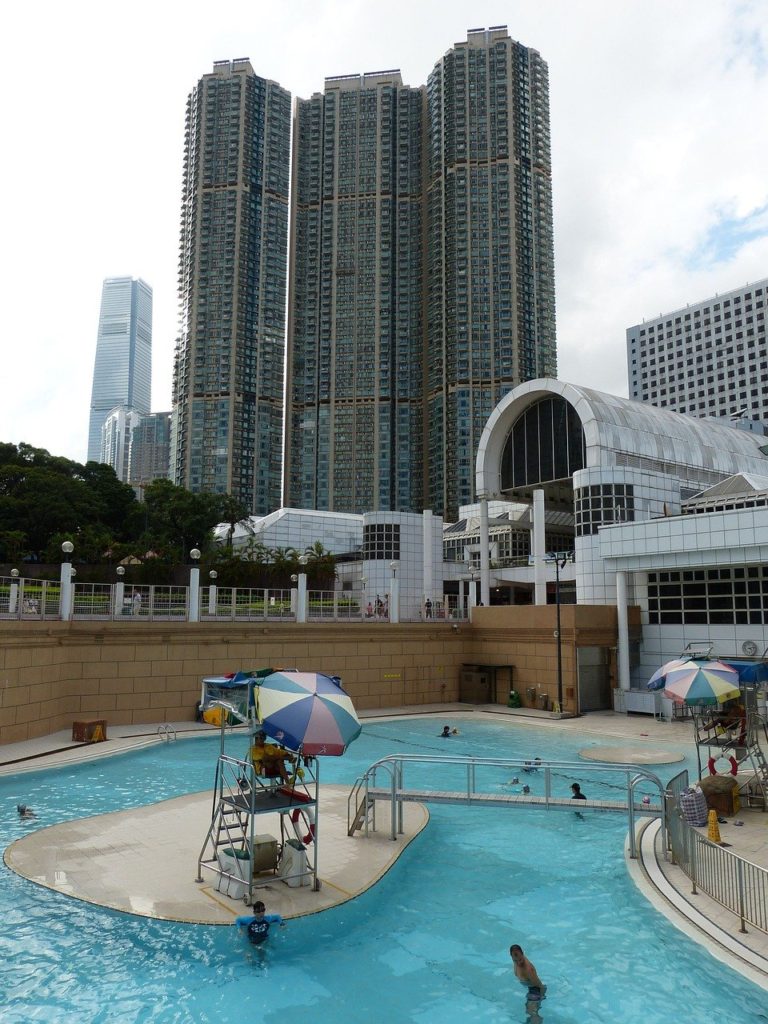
[510,944,547,1022]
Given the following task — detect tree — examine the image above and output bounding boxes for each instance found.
[142,479,223,559]
[303,541,336,585]
[217,494,254,553]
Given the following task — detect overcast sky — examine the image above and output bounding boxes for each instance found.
[2,0,768,465]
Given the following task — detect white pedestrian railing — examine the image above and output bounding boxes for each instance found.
[0,575,463,625]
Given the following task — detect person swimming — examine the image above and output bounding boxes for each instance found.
[440,725,451,737]
[17,804,36,819]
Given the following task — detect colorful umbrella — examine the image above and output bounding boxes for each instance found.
[647,659,689,691]
[255,670,362,756]
[662,660,741,706]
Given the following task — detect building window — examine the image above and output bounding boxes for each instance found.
[500,396,585,490]
[574,484,635,537]
[363,523,400,560]
[647,566,768,625]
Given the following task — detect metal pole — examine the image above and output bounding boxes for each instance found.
[555,559,563,712]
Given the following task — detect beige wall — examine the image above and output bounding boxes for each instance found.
[0,606,630,745]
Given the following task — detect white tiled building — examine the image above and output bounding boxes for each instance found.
[213,507,444,621]
[474,378,768,693]
[626,277,768,422]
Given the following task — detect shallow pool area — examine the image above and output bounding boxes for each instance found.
[2,717,766,1023]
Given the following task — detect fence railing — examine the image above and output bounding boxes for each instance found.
[0,576,453,624]
[666,793,768,935]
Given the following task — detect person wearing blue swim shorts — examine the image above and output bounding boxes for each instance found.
[510,943,547,1022]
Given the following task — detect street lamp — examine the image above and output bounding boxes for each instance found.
[208,570,218,617]
[545,551,574,714]
[297,554,309,623]
[60,541,74,621]
[389,561,399,623]
[189,548,201,623]
[114,565,126,618]
[9,569,19,616]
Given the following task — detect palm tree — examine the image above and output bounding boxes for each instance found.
[303,541,336,585]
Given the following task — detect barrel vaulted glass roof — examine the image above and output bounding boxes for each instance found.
[477,379,768,502]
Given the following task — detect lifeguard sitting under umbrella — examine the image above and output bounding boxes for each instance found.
[249,729,299,784]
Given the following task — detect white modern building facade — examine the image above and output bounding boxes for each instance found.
[87,277,152,463]
[214,507,444,621]
[474,379,768,698]
[627,278,768,423]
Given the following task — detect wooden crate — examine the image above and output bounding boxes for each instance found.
[72,719,108,743]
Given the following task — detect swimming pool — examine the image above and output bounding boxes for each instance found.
[2,717,765,1023]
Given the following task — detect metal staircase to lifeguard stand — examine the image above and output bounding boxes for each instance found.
[693,688,768,809]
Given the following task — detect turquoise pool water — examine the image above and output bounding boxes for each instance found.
[1,717,766,1023]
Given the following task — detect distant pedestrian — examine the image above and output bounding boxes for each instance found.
[424,598,433,619]
[131,591,142,616]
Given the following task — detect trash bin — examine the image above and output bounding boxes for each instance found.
[252,834,279,874]
[525,687,536,703]
[279,838,310,888]
[537,693,549,711]
[217,846,250,900]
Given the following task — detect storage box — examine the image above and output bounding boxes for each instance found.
[252,834,279,874]
[72,719,107,742]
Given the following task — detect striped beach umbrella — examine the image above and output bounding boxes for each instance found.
[662,660,741,706]
[647,658,690,691]
[255,670,361,756]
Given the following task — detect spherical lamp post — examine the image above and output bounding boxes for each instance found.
[189,548,201,623]
[208,569,218,617]
[9,568,20,616]
[297,554,309,623]
[389,560,400,624]
[60,541,74,621]
[114,565,126,618]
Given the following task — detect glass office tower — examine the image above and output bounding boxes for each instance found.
[285,71,425,513]
[87,277,152,464]
[285,28,556,520]
[172,59,291,513]
[425,27,556,519]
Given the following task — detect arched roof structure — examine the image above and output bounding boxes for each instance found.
[476,379,768,502]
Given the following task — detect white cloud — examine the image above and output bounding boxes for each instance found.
[2,0,768,463]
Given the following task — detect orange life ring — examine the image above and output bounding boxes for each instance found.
[707,755,738,776]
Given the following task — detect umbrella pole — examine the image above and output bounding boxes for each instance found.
[312,757,320,891]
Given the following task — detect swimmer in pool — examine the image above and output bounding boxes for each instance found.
[510,944,547,1023]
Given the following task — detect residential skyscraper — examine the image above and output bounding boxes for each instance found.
[425,28,556,518]
[172,59,291,513]
[87,277,152,463]
[627,278,768,422]
[100,405,141,482]
[285,70,425,513]
[284,28,556,520]
[128,411,172,486]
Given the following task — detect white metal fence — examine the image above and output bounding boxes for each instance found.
[0,575,461,624]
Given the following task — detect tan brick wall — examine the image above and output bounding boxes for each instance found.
[0,606,628,744]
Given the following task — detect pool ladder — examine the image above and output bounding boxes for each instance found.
[156,724,177,743]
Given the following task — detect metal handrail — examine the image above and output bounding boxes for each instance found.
[349,753,668,856]
[156,724,177,743]
[667,804,768,935]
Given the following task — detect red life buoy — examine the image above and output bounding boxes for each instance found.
[290,806,316,845]
[707,755,738,776]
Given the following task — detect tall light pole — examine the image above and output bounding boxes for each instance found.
[60,540,74,621]
[545,551,573,713]
[208,570,218,617]
[297,554,309,623]
[114,565,126,618]
[9,569,20,616]
[389,561,399,623]
[189,548,201,623]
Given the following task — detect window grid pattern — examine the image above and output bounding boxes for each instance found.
[648,567,768,625]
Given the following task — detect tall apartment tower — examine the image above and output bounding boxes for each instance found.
[284,70,425,513]
[627,278,768,421]
[172,60,291,512]
[128,411,172,486]
[284,28,556,520]
[87,277,152,463]
[425,28,556,518]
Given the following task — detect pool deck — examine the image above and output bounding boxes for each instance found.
[2,705,767,987]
